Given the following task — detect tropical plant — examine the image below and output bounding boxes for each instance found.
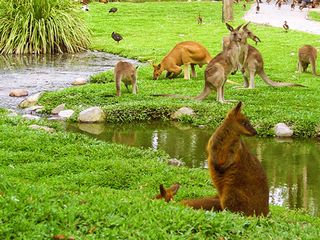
[0,0,91,54]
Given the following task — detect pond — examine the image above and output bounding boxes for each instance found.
[0,52,139,109]
[67,121,320,216]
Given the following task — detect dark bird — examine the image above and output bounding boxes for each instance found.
[283,21,289,32]
[112,32,123,43]
[109,7,118,13]
[243,3,247,9]
[197,13,203,24]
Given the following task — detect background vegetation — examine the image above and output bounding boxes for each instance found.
[39,2,320,137]
[308,10,320,22]
[1,114,320,239]
[0,0,91,54]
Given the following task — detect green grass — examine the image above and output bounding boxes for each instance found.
[39,2,320,138]
[1,114,320,239]
[308,10,320,22]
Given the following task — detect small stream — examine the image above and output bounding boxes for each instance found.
[0,52,139,109]
[67,121,320,216]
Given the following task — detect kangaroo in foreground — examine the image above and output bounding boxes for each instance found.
[152,41,212,80]
[298,45,317,76]
[235,23,304,88]
[195,23,243,103]
[155,102,269,217]
[114,61,138,97]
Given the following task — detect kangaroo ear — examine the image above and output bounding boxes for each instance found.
[243,22,250,29]
[226,23,234,32]
[233,101,243,115]
[169,183,180,195]
[235,24,243,31]
[159,184,166,197]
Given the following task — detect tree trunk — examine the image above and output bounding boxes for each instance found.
[223,0,234,22]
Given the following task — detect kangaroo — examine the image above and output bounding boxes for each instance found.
[195,23,243,103]
[152,41,212,80]
[114,61,138,97]
[298,45,317,76]
[154,183,180,202]
[181,102,270,217]
[238,24,304,88]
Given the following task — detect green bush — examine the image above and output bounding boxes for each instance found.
[0,0,91,54]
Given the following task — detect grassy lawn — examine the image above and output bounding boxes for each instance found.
[308,10,320,22]
[1,114,320,239]
[39,2,320,138]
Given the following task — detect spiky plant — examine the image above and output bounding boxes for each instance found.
[0,0,91,54]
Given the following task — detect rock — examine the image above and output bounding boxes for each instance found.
[58,109,74,119]
[71,78,87,86]
[168,158,185,167]
[171,107,195,120]
[19,92,42,109]
[28,124,55,133]
[24,105,43,113]
[22,114,41,120]
[274,123,293,138]
[78,107,106,123]
[9,89,28,97]
[51,104,65,115]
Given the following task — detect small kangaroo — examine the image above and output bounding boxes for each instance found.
[195,23,243,103]
[298,45,317,76]
[152,41,212,80]
[114,61,138,97]
[181,102,270,217]
[236,23,304,88]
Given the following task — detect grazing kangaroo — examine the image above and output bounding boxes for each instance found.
[298,45,317,76]
[195,23,243,103]
[152,41,212,80]
[238,24,304,88]
[154,183,180,202]
[114,61,138,97]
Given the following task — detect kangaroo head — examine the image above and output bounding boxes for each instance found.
[227,102,257,136]
[242,22,261,45]
[156,183,180,202]
[226,23,243,43]
[152,63,163,80]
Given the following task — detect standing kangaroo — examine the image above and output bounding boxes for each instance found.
[152,41,212,80]
[114,61,138,97]
[181,102,269,216]
[298,45,317,76]
[236,24,304,88]
[195,23,243,103]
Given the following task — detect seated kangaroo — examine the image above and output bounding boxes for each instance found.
[152,41,212,80]
[114,61,138,97]
[298,45,318,76]
[156,102,269,217]
[195,23,243,103]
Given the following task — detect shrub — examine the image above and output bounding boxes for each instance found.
[0,0,91,54]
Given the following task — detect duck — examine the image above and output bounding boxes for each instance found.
[112,32,123,43]
[283,21,289,32]
[109,7,118,13]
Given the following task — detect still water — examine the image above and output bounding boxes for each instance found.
[67,121,320,216]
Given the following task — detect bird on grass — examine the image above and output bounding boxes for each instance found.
[283,21,289,32]
[109,7,118,13]
[197,13,203,24]
[112,32,123,43]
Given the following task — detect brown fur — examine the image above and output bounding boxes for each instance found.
[181,102,270,217]
[154,183,180,202]
[152,41,212,80]
[298,45,318,76]
[195,23,243,103]
[239,24,304,88]
[114,61,138,97]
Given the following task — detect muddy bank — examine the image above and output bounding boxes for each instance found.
[0,51,139,109]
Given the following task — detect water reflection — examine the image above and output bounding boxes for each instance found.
[67,122,320,216]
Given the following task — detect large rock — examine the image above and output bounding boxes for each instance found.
[274,123,293,138]
[51,104,65,115]
[71,78,87,86]
[9,89,28,97]
[171,107,195,120]
[19,92,42,109]
[78,107,106,123]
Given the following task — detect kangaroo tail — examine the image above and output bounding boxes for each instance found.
[259,70,305,87]
[180,196,222,211]
[194,85,213,101]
